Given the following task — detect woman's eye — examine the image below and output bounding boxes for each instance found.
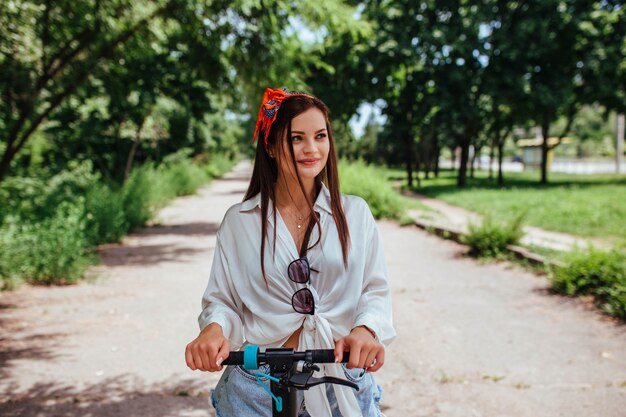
[316,133,327,139]
[291,136,302,142]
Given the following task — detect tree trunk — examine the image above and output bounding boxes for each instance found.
[457,140,470,187]
[124,114,149,181]
[414,151,421,188]
[424,123,437,180]
[405,127,414,188]
[421,134,428,180]
[541,114,550,184]
[422,139,430,180]
[490,104,502,183]
[0,145,17,183]
[125,139,141,181]
[489,137,495,179]
[497,140,504,187]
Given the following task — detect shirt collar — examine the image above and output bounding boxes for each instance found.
[240,182,333,215]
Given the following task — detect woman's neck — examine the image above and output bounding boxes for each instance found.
[274,174,316,210]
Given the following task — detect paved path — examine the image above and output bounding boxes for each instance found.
[1,160,625,417]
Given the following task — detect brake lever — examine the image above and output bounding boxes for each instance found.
[287,371,359,391]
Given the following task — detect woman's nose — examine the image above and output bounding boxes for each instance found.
[302,137,316,153]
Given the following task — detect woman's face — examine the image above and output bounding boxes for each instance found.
[275,107,330,185]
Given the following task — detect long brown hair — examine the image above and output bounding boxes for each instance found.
[243,94,350,282]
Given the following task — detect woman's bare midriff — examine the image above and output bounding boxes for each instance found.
[282,325,304,349]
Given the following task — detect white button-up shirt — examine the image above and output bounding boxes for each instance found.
[199,183,395,417]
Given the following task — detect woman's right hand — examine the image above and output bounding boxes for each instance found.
[185,322,230,372]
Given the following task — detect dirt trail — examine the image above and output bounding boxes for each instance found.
[1,160,625,417]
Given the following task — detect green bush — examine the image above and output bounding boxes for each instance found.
[551,246,626,319]
[204,153,236,178]
[122,164,159,230]
[0,161,99,223]
[461,213,525,258]
[122,157,214,230]
[0,202,93,287]
[596,281,626,320]
[0,219,24,290]
[39,161,99,215]
[84,182,127,245]
[339,159,407,220]
[164,162,208,197]
[0,152,234,290]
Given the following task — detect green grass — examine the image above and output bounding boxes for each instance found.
[391,167,626,242]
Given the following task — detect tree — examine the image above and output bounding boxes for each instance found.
[503,1,625,183]
[0,0,357,182]
[356,1,431,187]
[482,2,531,186]
[357,1,497,187]
[576,1,625,115]
[0,0,188,182]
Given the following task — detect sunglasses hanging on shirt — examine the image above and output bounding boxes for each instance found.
[288,257,315,315]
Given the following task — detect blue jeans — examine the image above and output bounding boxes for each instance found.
[210,364,383,417]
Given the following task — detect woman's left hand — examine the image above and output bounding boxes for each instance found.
[334,326,385,372]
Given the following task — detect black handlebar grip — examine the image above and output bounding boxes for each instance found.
[311,350,351,364]
[222,351,244,366]
[310,349,335,363]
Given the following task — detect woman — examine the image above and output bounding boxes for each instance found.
[185,87,395,417]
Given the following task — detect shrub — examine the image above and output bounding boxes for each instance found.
[0,202,93,287]
[39,161,100,215]
[0,222,19,290]
[0,152,233,290]
[339,159,407,220]
[122,164,158,230]
[164,162,208,196]
[0,218,24,290]
[462,213,525,258]
[596,281,626,320]
[204,153,235,178]
[84,183,127,245]
[0,161,99,223]
[551,246,626,319]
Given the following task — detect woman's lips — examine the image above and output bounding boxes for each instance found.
[298,159,319,166]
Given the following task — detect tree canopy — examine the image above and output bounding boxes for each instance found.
[0,0,623,185]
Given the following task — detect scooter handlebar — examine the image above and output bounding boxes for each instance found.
[222,347,350,367]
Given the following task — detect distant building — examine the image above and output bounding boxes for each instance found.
[517,137,572,169]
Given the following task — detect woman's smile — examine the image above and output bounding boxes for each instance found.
[298,158,320,166]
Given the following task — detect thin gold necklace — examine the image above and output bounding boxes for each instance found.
[275,185,314,229]
[287,205,310,230]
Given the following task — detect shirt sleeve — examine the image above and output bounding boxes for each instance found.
[197,231,245,350]
[352,203,397,346]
